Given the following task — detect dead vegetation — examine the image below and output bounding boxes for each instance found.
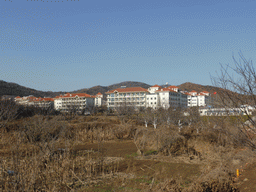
[0,101,256,191]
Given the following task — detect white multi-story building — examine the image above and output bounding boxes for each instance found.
[106,87,148,109]
[54,92,102,112]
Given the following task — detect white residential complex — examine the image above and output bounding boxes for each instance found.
[14,84,213,113]
[106,85,209,110]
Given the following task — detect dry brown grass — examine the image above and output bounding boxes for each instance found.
[0,114,255,191]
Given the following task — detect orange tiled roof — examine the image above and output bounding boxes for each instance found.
[55,93,93,99]
[151,84,162,88]
[106,87,149,94]
[96,92,103,95]
[190,90,197,93]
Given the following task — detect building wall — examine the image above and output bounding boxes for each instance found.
[54,96,94,112]
[107,91,147,109]
[146,94,159,109]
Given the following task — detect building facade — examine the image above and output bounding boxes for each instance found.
[186,90,210,107]
[54,92,102,113]
[106,87,148,109]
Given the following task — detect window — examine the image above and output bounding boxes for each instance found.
[154,97,156,100]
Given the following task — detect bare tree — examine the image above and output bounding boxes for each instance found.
[212,52,256,149]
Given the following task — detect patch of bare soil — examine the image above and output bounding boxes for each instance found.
[72,140,201,191]
[237,162,256,192]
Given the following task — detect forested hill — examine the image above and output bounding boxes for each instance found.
[178,82,223,94]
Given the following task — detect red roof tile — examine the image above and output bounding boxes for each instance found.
[96,92,103,95]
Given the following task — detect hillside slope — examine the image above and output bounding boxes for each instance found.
[0,80,64,98]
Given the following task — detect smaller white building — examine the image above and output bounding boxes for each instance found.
[187,90,210,107]
[94,92,103,107]
[199,107,253,116]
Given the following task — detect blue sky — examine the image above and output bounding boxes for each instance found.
[1,0,256,91]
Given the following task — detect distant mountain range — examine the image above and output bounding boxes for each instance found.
[0,80,222,99]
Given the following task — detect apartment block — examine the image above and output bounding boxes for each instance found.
[106,87,148,109]
[54,92,102,113]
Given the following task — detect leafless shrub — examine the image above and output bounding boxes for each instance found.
[0,100,19,130]
[19,115,72,157]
